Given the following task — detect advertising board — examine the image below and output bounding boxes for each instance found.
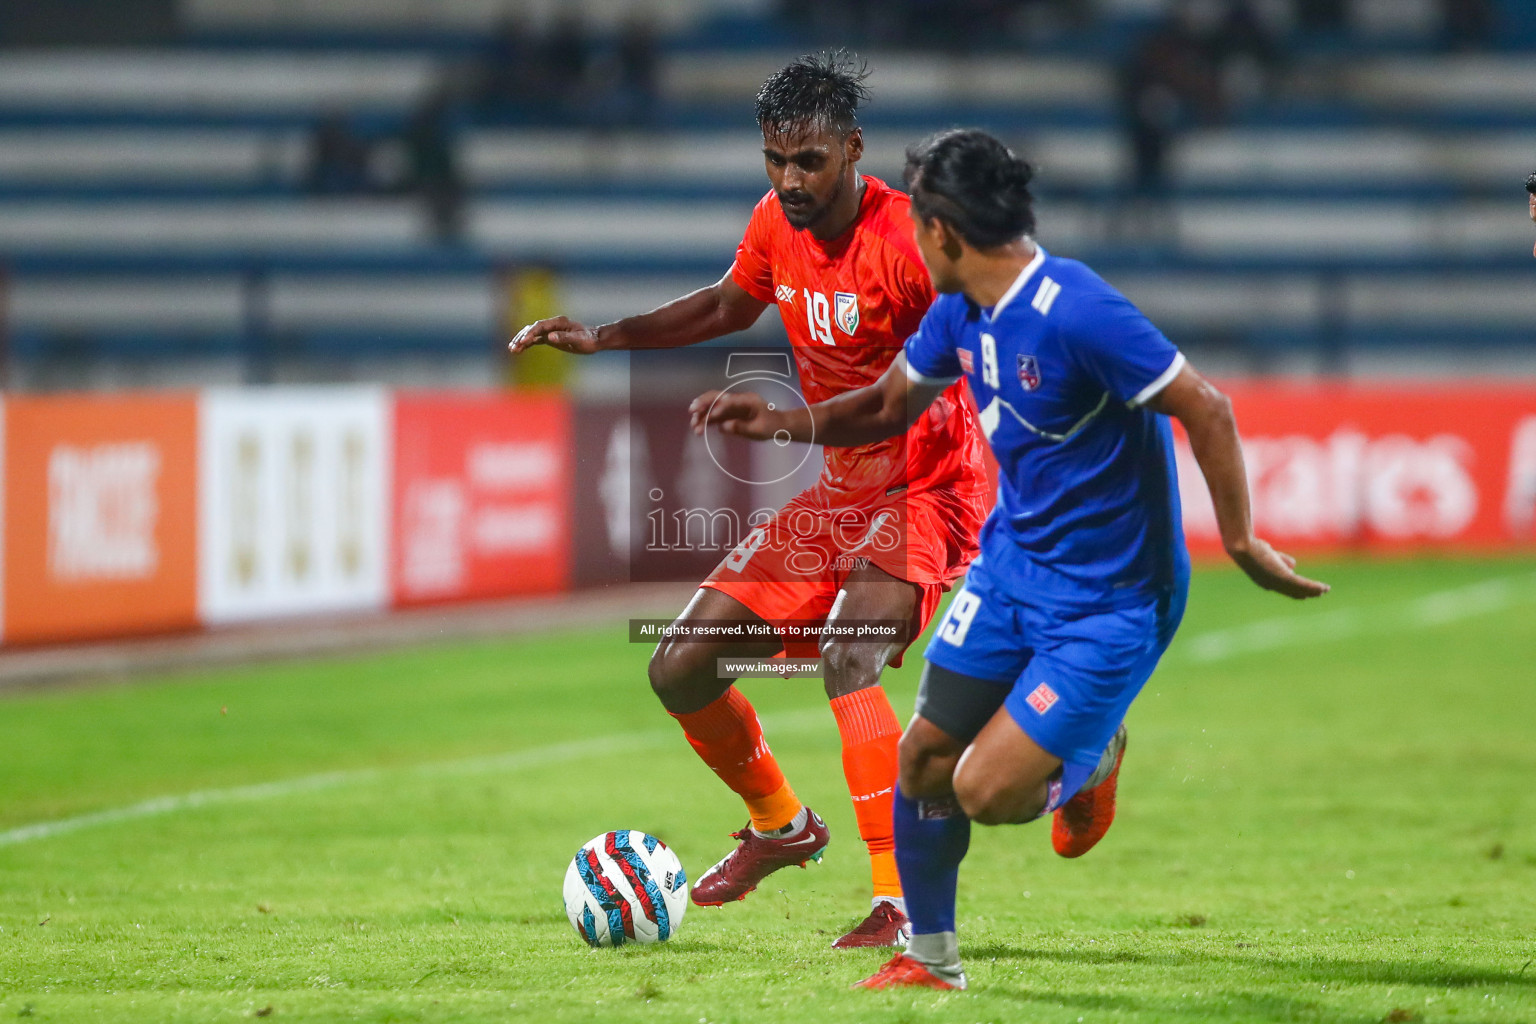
[1176,384,1536,554]
[198,387,390,624]
[4,393,199,643]
[393,392,571,604]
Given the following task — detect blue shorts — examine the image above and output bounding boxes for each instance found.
[922,571,1187,774]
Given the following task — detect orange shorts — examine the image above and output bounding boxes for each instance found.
[700,482,981,662]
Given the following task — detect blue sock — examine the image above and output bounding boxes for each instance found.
[892,782,971,935]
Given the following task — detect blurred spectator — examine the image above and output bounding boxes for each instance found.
[545,13,594,120]
[1117,1,1224,196]
[1293,0,1346,33]
[1116,0,1287,200]
[781,0,1062,50]
[305,113,372,194]
[1210,0,1284,109]
[1011,0,1097,44]
[617,18,659,106]
[474,12,596,125]
[1440,0,1495,50]
[405,87,465,243]
[776,0,814,37]
[589,16,660,127]
[475,14,538,113]
[779,0,886,47]
[904,0,1014,50]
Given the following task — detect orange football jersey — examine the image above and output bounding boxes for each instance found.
[730,175,987,506]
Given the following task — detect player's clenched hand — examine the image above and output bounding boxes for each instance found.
[508,316,601,356]
[1228,537,1330,599]
[688,389,782,439]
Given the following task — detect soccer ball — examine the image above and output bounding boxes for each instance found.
[563,830,688,947]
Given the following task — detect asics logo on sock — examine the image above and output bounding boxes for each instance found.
[741,737,772,766]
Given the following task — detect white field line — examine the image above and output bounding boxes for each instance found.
[1181,572,1536,664]
[5,573,1530,850]
[0,708,830,849]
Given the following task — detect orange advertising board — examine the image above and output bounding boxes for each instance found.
[1174,383,1536,555]
[4,394,199,644]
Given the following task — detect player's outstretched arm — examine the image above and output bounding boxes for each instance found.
[690,353,946,448]
[1147,364,1330,600]
[508,274,768,356]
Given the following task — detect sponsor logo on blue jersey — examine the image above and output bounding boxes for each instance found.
[1025,682,1059,714]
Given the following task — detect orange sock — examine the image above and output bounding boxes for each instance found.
[671,687,803,833]
[830,686,903,901]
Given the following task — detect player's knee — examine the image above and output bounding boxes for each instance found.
[819,641,884,699]
[647,642,707,707]
[953,765,1026,826]
[646,643,678,699]
[897,728,956,799]
[954,782,1010,825]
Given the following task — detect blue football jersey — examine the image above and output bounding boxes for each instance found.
[904,247,1190,606]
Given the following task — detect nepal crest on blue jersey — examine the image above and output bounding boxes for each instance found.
[1017,353,1042,391]
[834,292,860,335]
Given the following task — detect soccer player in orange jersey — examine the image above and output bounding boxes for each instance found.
[510,53,988,948]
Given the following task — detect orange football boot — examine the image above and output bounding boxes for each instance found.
[854,953,966,991]
[1052,725,1126,858]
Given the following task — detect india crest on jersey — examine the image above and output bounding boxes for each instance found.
[834,292,860,335]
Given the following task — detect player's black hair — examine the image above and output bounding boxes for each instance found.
[904,128,1036,249]
[1526,170,1536,195]
[755,50,871,137]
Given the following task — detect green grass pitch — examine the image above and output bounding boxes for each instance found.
[1,556,1534,1023]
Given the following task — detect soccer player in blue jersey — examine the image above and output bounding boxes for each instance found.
[689,128,1330,990]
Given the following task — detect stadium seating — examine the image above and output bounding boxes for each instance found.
[1,0,1534,384]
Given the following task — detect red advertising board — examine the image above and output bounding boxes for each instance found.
[1175,383,1536,555]
[392,392,572,605]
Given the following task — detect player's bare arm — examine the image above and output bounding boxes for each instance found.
[508,273,768,355]
[1147,364,1329,600]
[690,353,944,447]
